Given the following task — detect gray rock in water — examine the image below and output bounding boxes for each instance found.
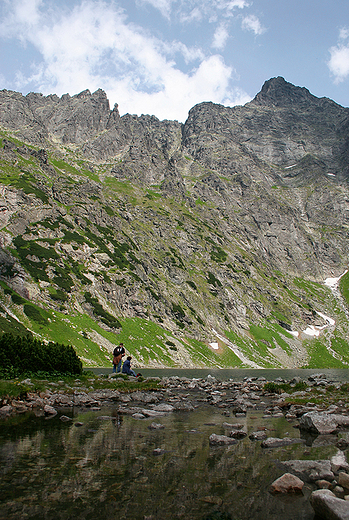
[173,401,195,412]
[280,459,334,483]
[132,413,146,420]
[249,431,268,441]
[141,409,166,417]
[44,404,57,416]
[300,412,338,435]
[0,405,13,416]
[152,448,165,456]
[270,473,304,494]
[310,489,349,520]
[331,451,349,473]
[229,430,247,439]
[148,422,165,430]
[59,415,72,422]
[209,433,238,446]
[151,403,174,412]
[261,437,305,448]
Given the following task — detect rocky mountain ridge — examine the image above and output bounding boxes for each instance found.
[0,76,348,368]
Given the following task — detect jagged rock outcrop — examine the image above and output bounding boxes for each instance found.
[0,77,348,368]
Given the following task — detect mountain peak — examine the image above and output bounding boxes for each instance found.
[252,76,316,107]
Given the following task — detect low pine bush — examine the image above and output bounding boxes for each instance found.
[0,333,82,377]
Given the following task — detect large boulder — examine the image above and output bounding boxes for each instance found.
[300,412,339,435]
[310,489,349,520]
[270,473,304,494]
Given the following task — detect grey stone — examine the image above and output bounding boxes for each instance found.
[338,473,349,490]
[148,422,165,430]
[280,459,334,483]
[310,489,349,520]
[209,434,238,446]
[44,404,57,416]
[270,473,304,494]
[249,431,268,441]
[261,437,305,448]
[300,412,338,435]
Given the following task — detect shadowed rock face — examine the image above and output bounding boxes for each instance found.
[0,77,349,367]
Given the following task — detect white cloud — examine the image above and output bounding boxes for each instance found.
[212,24,229,50]
[137,0,174,19]
[241,14,265,35]
[328,44,349,83]
[0,0,43,35]
[179,7,203,24]
[328,27,349,83]
[0,0,251,121]
[339,27,349,41]
[140,0,249,23]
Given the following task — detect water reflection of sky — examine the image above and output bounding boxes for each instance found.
[0,406,339,520]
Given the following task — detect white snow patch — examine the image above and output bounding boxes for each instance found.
[289,330,299,338]
[317,311,335,326]
[302,311,336,337]
[324,270,348,290]
[284,164,297,169]
[209,342,219,350]
[303,325,325,337]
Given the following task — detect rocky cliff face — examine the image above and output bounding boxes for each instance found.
[0,77,348,368]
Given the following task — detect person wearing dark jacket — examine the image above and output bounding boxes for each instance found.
[112,343,125,373]
[122,356,137,377]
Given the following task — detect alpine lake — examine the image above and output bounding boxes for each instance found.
[1,368,349,520]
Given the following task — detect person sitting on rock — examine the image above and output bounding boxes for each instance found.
[122,356,137,377]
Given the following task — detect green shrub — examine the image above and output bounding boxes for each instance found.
[186,280,197,290]
[207,272,222,287]
[11,293,26,305]
[172,303,185,320]
[0,333,82,376]
[23,304,47,325]
[210,246,228,263]
[263,381,282,394]
[53,274,74,291]
[50,290,68,302]
[84,292,121,328]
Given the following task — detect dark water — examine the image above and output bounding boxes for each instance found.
[89,367,349,382]
[0,403,342,520]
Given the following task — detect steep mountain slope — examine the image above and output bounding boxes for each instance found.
[0,76,348,369]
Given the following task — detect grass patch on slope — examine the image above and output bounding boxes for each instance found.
[249,322,293,355]
[303,339,347,368]
[224,329,278,368]
[340,271,349,308]
[113,317,175,366]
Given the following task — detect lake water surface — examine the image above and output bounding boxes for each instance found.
[1,368,348,520]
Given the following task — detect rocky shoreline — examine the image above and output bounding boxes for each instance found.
[1,372,349,519]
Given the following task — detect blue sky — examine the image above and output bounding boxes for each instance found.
[1,0,349,122]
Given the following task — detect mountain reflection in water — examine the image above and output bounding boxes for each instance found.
[0,403,338,520]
